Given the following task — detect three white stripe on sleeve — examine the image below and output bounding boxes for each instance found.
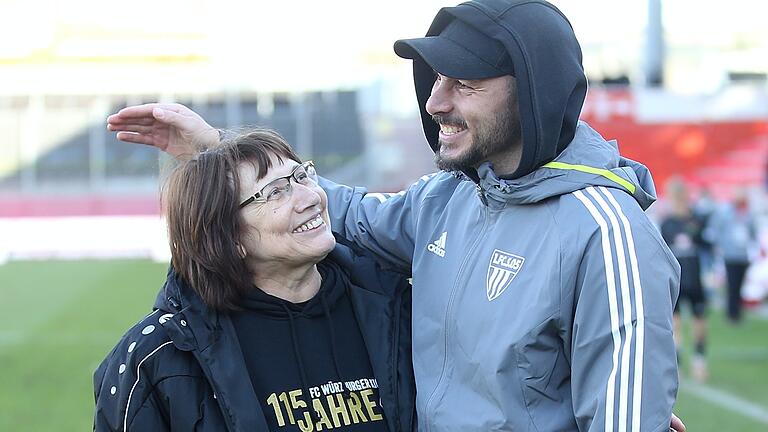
[573,186,646,432]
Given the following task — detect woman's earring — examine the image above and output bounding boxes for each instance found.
[236,243,247,258]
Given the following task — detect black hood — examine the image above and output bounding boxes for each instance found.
[407,0,587,179]
[235,259,347,318]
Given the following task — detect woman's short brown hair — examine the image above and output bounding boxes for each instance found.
[163,128,302,310]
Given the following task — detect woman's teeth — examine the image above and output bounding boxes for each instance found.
[293,215,325,233]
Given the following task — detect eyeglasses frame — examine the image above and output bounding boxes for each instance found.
[238,160,317,209]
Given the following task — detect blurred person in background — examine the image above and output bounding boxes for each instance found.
[107,0,687,430]
[705,187,758,324]
[693,186,717,287]
[742,242,768,309]
[660,177,709,381]
[93,130,416,431]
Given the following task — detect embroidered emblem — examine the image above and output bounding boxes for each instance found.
[486,249,525,301]
[427,231,447,257]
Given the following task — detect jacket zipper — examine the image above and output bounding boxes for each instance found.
[391,287,403,432]
[423,204,490,432]
[173,301,239,432]
[477,184,489,206]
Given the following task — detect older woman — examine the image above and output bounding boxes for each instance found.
[93,129,415,431]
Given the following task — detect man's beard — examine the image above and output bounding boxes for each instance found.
[433,104,520,173]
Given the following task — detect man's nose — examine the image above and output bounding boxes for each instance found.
[426,80,453,116]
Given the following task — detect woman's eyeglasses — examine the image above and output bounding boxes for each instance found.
[239,161,317,208]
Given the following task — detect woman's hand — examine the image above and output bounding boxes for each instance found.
[671,412,686,432]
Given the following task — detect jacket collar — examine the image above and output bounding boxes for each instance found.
[475,121,657,210]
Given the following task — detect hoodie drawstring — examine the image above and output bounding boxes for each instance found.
[320,293,352,403]
[280,303,320,422]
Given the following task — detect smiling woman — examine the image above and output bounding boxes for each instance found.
[164,130,336,309]
[92,128,416,432]
[235,155,337,303]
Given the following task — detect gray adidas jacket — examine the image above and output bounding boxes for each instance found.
[323,0,680,430]
[323,122,680,431]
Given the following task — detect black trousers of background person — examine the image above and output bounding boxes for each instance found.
[724,261,750,323]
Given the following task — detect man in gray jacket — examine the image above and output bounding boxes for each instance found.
[321,2,681,430]
[108,1,683,430]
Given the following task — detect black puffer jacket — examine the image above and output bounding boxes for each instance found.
[93,244,416,431]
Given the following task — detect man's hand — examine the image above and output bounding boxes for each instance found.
[107,103,219,159]
[671,412,686,432]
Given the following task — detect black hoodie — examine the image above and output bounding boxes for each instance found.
[409,0,587,179]
[93,244,415,432]
[230,259,388,431]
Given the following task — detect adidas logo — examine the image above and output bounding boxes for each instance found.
[427,231,447,257]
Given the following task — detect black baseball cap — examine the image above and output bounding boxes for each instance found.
[394,19,514,80]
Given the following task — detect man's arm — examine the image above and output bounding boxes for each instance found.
[569,189,680,431]
[321,174,446,275]
[109,102,424,274]
[107,103,219,159]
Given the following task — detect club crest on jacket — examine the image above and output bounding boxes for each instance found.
[486,249,525,301]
